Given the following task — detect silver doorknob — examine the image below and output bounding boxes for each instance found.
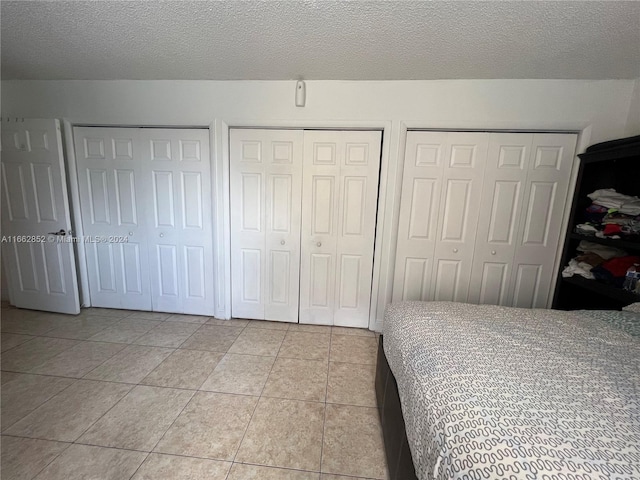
[159,233,164,238]
[491,250,496,255]
[316,242,322,247]
[129,232,133,236]
[280,240,285,245]
[453,248,458,253]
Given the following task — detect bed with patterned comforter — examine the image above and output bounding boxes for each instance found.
[383,301,640,480]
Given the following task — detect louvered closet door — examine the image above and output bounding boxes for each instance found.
[299,130,381,327]
[468,134,532,305]
[141,129,214,315]
[74,127,151,310]
[229,129,303,322]
[431,133,488,301]
[510,133,577,308]
[392,131,446,302]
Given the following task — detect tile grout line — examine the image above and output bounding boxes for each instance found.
[319,326,334,476]
[228,323,288,465]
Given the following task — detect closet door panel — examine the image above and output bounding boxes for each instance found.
[300,132,341,325]
[143,128,213,315]
[264,131,303,322]
[511,134,577,308]
[230,129,303,322]
[300,130,381,327]
[74,127,151,310]
[392,132,446,301]
[468,133,531,305]
[334,131,381,327]
[431,133,488,302]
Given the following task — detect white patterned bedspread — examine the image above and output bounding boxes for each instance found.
[383,301,640,480]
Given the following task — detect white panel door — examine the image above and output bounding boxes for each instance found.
[230,129,303,322]
[74,127,151,311]
[1,119,80,314]
[468,133,532,305]
[392,131,447,302]
[300,130,381,327]
[430,133,488,302]
[510,133,577,308]
[142,129,214,315]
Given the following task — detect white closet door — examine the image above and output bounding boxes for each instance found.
[510,133,577,308]
[468,133,532,305]
[142,129,214,315]
[74,127,151,311]
[299,130,381,327]
[392,131,446,302]
[230,129,303,322]
[1,119,80,314]
[431,133,488,302]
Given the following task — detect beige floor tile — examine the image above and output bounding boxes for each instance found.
[132,453,231,480]
[331,326,375,337]
[329,335,377,365]
[228,328,286,356]
[43,316,119,340]
[88,318,162,344]
[262,357,328,402]
[180,324,245,352]
[227,463,320,480]
[288,324,333,334]
[1,337,79,372]
[207,317,249,327]
[155,392,257,461]
[321,475,376,480]
[327,362,377,407]
[1,371,21,385]
[200,353,274,395]
[1,374,75,429]
[1,333,35,352]
[1,435,70,480]
[78,385,193,451]
[133,321,201,348]
[83,344,174,383]
[165,313,211,324]
[1,308,45,322]
[245,319,291,331]
[322,404,388,479]
[142,349,224,389]
[1,311,59,335]
[78,307,133,318]
[5,379,133,442]
[29,341,126,377]
[278,332,330,360]
[126,311,171,321]
[34,443,146,480]
[236,397,324,471]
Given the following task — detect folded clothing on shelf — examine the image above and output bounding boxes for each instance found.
[592,256,640,287]
[587,188,639,210]
[576,240,628,260]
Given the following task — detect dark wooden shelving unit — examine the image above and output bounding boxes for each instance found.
[552,135,640,311]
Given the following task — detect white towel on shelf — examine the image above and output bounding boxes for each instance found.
[587,188,640,210]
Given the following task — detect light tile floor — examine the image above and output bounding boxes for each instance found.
[1,306,388,480]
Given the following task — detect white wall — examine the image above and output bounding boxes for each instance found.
[1,79,636,328]
[626,79,640,136]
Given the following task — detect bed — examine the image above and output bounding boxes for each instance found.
[377,301,640,480]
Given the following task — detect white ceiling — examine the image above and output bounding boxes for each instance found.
[2,1,639,81]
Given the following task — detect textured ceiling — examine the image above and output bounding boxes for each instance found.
[2,1,639,80]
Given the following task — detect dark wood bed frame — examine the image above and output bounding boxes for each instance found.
[376,335,419,480]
